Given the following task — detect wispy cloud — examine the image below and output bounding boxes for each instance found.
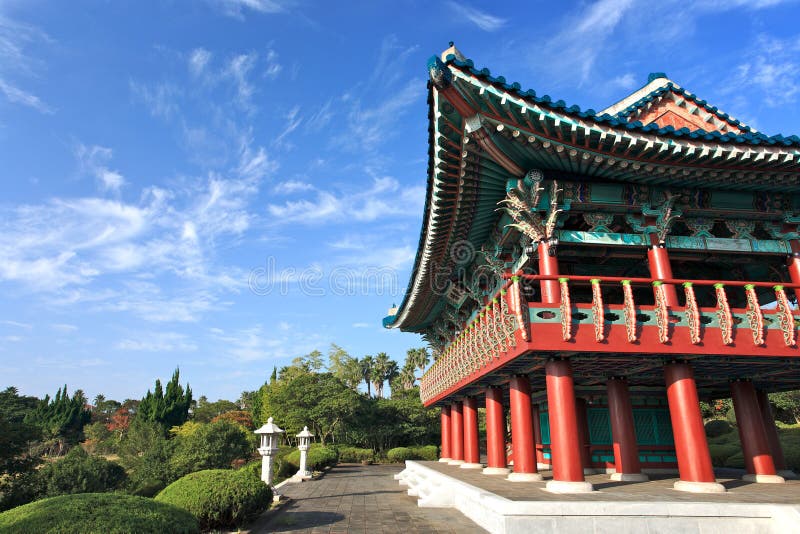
[0,16,53,113]
[273,179,314,194]
[1,320,32,329]
[266,176,424,225]
[264,48,282,79]
[446,2,507,31]
[51,323,78,332]
[209,0,290,19]
[727,34,800,107]
[273,105,302,149]
[75,144,127,193]
[189,48,212,76]
[117,331,198,351]
[129,81,181,120]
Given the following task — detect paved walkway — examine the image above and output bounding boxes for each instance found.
[252,464,485,533]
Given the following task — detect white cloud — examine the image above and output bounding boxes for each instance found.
[209,0,289,19]
[51,323,78,332]
[75,144,127,193]
[0,16,52,113]
[0,78,52,113]
[447,2,507,31]
[129,80,180,119]
[189,48,212,76]
[1,320,32,329]
[608,73,637,90]
[352,322,370,328]
[727,35,800,107]
[305,99,333,132]
[267,176,424,225]
[273,180,314,194]
[264,48,282,79]
[117,332,198,352]
[273,105,302,149]
[227,52,258,111]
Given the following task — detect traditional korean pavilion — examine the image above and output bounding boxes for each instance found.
[384,44,800,493]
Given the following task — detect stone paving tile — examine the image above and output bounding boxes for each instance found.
[253,464,486,533]
[421,461,800,504]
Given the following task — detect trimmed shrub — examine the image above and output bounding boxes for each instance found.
[170,420,251,478]
[0,493,199,534]
[37,447,127,498]
[284,444,338,472]
[155,469,271,530]
[705,419,733,438]
[724,450,745,469]
[708,443,740,466]
[337,447,374,463]
[386,447,415,463]
[410,445,438,461]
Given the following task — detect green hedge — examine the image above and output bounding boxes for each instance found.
[337,447,374,463]
[704,419,734,438]
[386,445,438,463]
[284,445,338,472]
[410,445,438,461]
[156,469,271,531]
[386,447,415,463]
[38,447,128,498]
[708,443,741,466]
[0,493,198,534]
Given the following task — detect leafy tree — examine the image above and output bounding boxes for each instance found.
[328,344,362,390]
[398,361,417,391]
[360,356,374,397]
[192,399,239,423]
[407,347,430,375]
[270,366,278,383]
[261,370,361,444]
[91,394,121,423]
[211,410,254,429]
[118,418,167,463]
[304,350,325,372]
[24,385,90,453]
[372,353,398,398]
[771,390,800,424]
[0,387,41,475]
[36,447,127,498]
[138,369,192,429]
[170,420,251,478]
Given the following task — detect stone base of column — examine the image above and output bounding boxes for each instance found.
[545,480,594,493]
[610,472,649,482]
[673,480,726,493]
[459,462,483,469]
[742,473,785,484]
[778,470,798,479]
[482,467,511,475]
[438,457,452,463]
[537,462,551,471]
[507,472,544,482]
[447,459,465,466]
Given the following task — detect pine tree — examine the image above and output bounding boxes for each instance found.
[137,369,192,429]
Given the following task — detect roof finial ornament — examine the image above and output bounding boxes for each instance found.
[441,41,466,62]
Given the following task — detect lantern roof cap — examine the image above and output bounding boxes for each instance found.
[254,416,285,435]
[296,426,313,438]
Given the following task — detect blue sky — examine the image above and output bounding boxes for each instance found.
[1,0,799,402]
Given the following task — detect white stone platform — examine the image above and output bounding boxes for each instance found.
[394,460,800,534]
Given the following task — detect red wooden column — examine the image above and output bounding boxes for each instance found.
[449,402,464,465]
[484,387,510,475]
[531,403,547,469]
[538,241,560,304]
[730,381,784,483]
[664,362,725,492]
[439,405,452,462]
[574,398,595,475]
[461,397,482,469]
[789,240,800,302]
[756,390,794,477]
[507,375,542,481]
[607,378,648,481]
[545,359,593,492]
[647,239,679,306]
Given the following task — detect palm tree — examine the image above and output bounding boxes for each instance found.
[360,355,374,397]
[384,360,399,397]
[399,361,416,390]
[372,352,390,398]
[407,347,430,375]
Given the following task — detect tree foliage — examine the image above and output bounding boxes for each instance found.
[138,369,192,429]
[24,385,90,451]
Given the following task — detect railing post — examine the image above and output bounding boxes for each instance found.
[538,241,560,304]
[647,243,679,306]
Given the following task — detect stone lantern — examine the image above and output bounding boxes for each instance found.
[292,426,314,481]
[254,417,284,486]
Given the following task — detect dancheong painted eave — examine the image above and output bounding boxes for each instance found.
[383,46,800,333]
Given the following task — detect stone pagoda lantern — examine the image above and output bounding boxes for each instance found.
[254,417,284,486]
[292,426,314,481]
